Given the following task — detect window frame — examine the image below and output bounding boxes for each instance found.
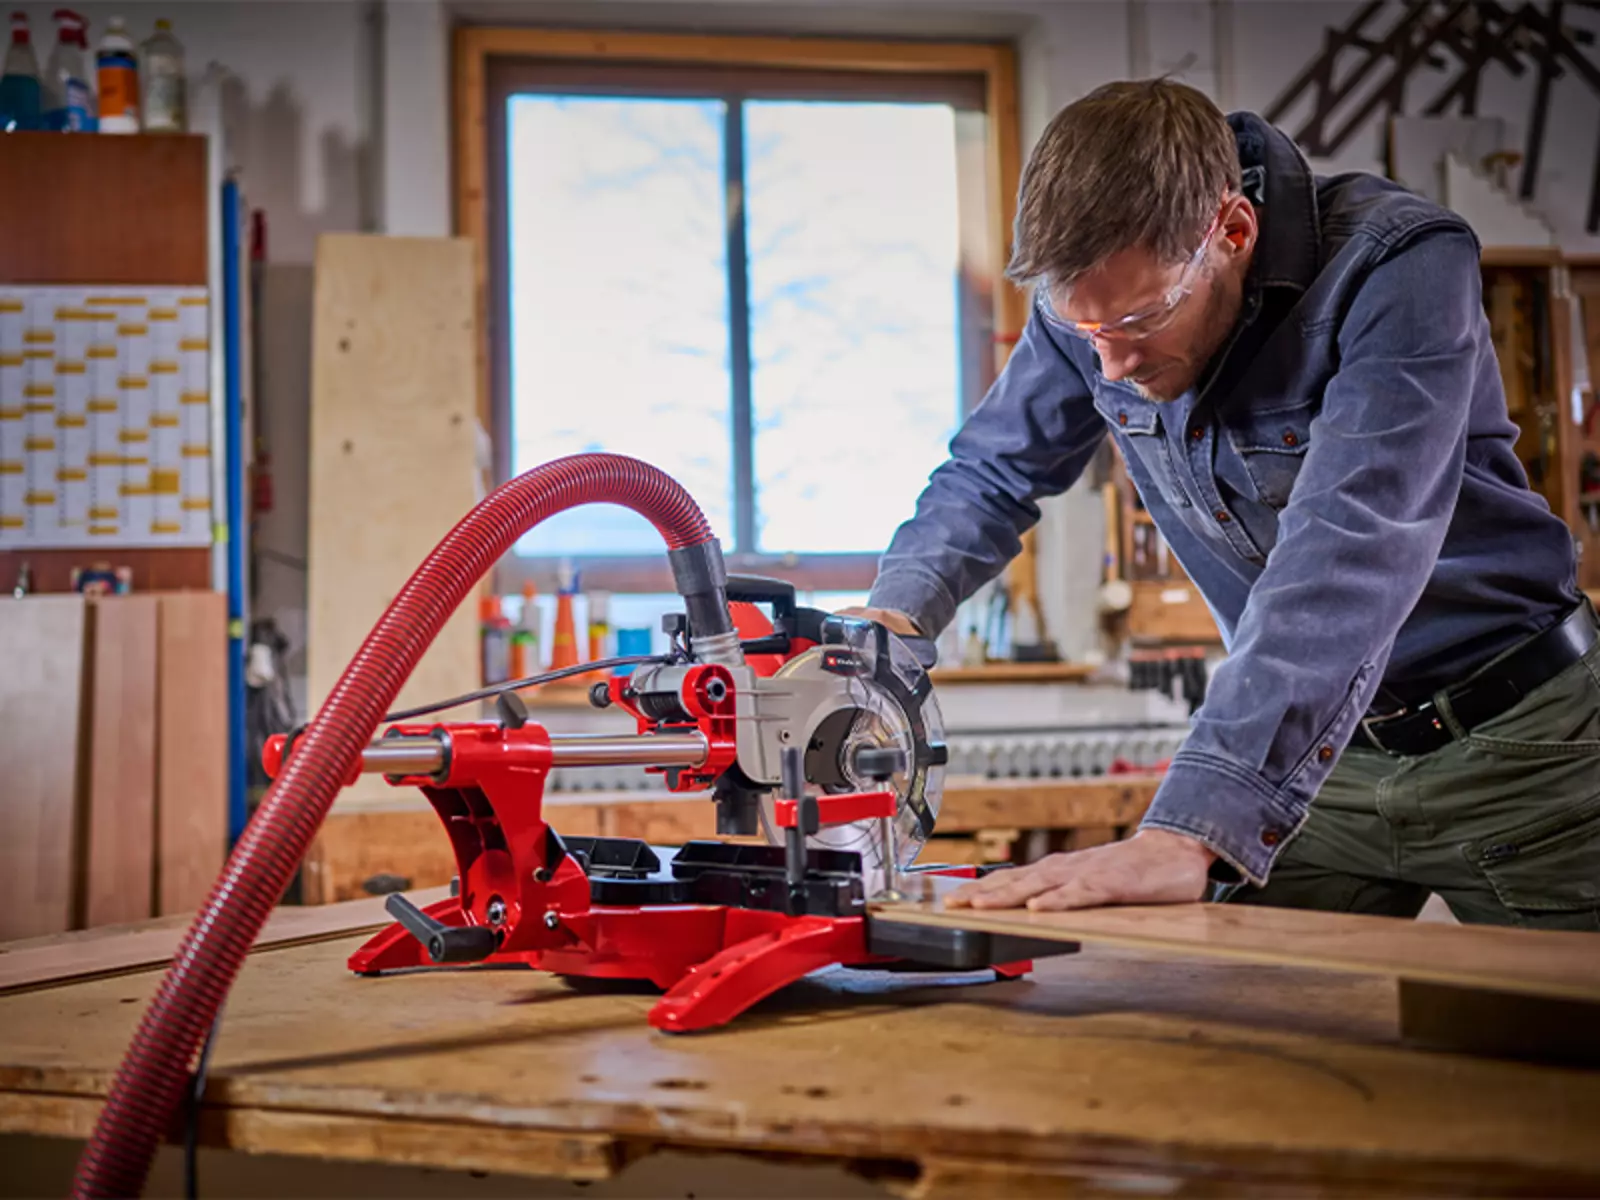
[456,27,1023,593]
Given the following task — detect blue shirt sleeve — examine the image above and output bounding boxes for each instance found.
[867,315,1107,635]
[1141,225,1486,884]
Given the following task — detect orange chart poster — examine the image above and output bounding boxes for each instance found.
[0,286,212,549]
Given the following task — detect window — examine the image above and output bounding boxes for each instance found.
[468,32,1022,592]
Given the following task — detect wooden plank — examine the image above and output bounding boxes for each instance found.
[308,236,482,809]
[871,878,1600,1005]
[155,592,228,916]
[0,887,450,995]
[82,596,159,928]
[0,133,207,284]
[1399,979,1600,1066]
[0,596,87,940]
[2,937,1598,1192]
[936,775,1157,833]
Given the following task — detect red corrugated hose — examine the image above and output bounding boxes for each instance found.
[71,454,717,1198]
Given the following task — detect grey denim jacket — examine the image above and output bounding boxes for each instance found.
[868,112,1579,885]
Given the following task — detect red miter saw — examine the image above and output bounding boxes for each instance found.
[264,576,1067,1032]
[75,454,1074,1198]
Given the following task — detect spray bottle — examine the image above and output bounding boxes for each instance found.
[0,12,42,132]
[43,9,93,130]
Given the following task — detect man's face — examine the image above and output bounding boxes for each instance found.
[1047,198,1255,402]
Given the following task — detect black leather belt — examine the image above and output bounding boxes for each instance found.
[1358,604,1598,757]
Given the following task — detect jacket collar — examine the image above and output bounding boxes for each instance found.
[1229,112,1320,294]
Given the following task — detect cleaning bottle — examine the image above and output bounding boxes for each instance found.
[549,562,579,672]
[0,12,43,132]
[138,17,183,132]
[509,580,541,680]
[94,15,138,133]
[42,9,93,130]
[480,594,511,687]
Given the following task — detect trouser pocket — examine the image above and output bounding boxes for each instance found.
[1463,791,1600,927]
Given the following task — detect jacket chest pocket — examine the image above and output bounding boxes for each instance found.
[1222,401,1314,509]
[1103,402,1191,509]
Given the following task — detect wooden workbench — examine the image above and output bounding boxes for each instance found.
[3,914,1598,1195]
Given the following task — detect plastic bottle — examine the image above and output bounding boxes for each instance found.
[480,594,511,686]
[0,12,43,133]
[586,590,610,662]
[549,562,579,671]
[43,9,94,130]
[509,581,541,680]
[94,15,138,133]
[139,17,183,133]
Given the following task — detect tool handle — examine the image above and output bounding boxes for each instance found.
[384,893,498,964]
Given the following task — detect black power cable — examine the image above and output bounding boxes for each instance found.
[382,652,678,724]
[183,1009,224,1199]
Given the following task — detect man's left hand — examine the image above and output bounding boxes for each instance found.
[944,829,1217,911]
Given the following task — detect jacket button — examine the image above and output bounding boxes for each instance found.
[1189,425,1204,441]
[1214,509,1231,524]
[1318,745,1334,762]
[1118,412,1128,426]
[1283,431,1299,447]
[1260,828,1282,847]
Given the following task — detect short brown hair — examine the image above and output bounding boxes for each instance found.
[1007,78,1240,288]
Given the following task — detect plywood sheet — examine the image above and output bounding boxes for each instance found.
[0,596,86,939]
[82,596,159,927]
[155,592,228,916]
[1,935,1598,1192]
[307,235,481,807]
[0,887,449,995]
[0,133,207,285]
[871,878,1600,1004]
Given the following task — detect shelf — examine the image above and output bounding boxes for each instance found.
[1481,246,1563,268]
[929,662,1097,684]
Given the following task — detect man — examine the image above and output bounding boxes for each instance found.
[853,79,1600,928]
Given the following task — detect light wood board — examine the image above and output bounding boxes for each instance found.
[308,235,482,808]
[155,591,228,916]
[0,887,449,996]
[82,596,159,928]
[0,596,87,940]
[870,877,1600,1004]
[1,934,1597,1193]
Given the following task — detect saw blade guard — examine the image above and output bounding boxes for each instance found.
[762,616,946,890]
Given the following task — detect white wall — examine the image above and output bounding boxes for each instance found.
[27,1,1600,682]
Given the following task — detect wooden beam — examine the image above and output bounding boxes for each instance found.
[0,596,86,940]
[155,592,228,916]
[81,596,159,928]
[0,887,451,995]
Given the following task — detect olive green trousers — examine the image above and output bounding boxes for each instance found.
[1223,638,1600,930]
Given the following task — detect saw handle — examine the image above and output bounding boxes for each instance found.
[384,893,499,965]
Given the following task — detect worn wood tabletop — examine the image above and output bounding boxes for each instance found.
[2,928,1598,1195]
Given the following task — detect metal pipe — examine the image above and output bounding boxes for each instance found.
[359,731,709,775]
[549,732,708,767]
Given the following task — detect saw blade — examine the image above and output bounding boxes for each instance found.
[760,620,946,892]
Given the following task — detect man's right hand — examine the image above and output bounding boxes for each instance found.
[834,606,923,638]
